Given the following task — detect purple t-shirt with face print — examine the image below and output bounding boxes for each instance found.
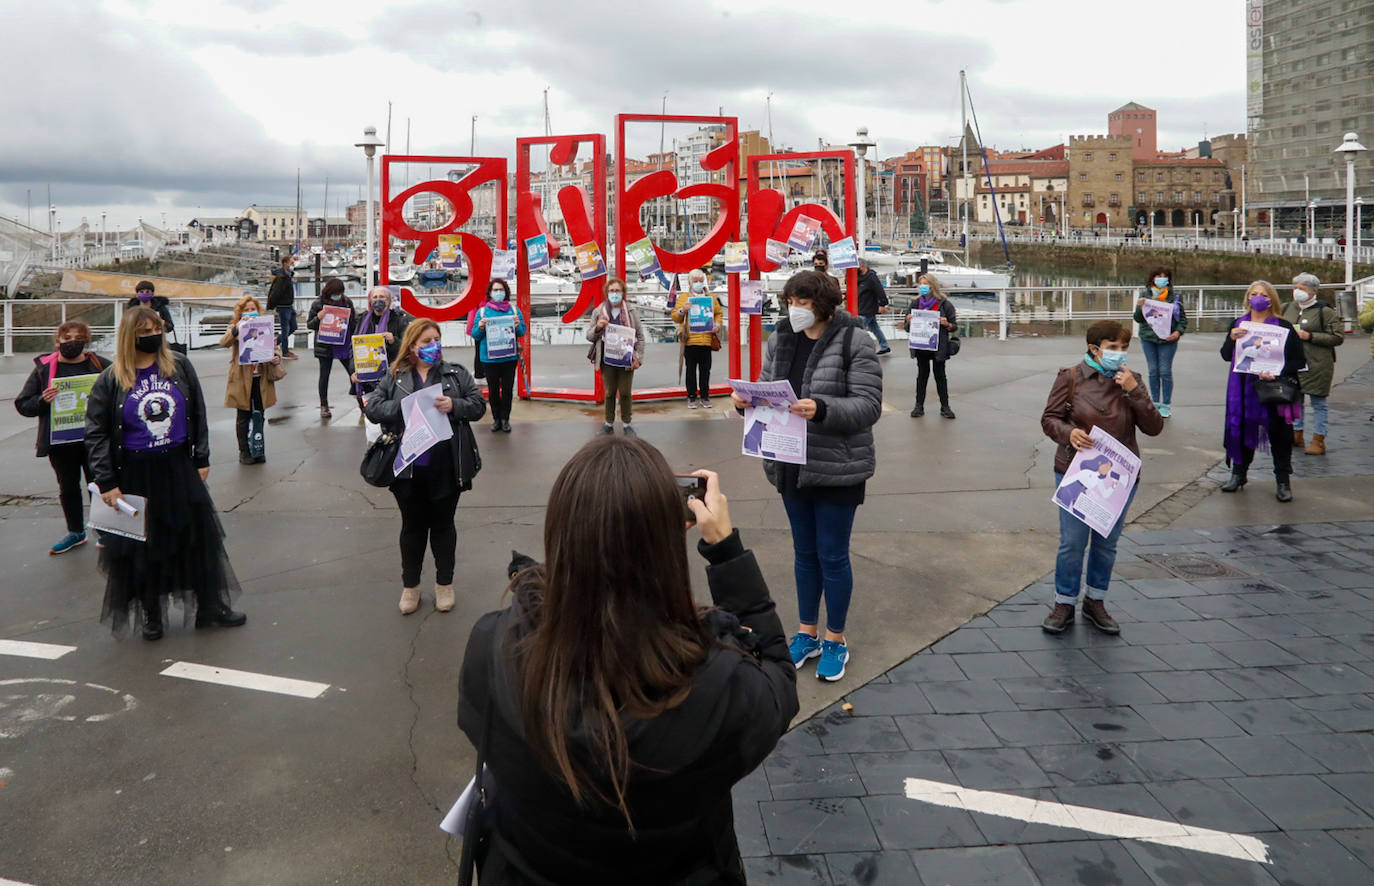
[122,365,188,451]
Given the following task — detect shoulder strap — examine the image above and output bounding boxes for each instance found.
[1066,366,1077,413]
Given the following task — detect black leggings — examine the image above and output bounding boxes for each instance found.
[235,376,265,454]
[685,345,713,400]
[915,352,949,407]
[1237,406,1295,478]
[486,360,517,422]
[391,481,459,587]
[49,443,92,533]
[317,355,353,402]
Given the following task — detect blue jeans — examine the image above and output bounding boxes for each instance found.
[782,494,858,633]
[277,306,298,354]
[861,314,889,350]
[1138,338,1176,404]
[1293,394,1328,436]
[1053,471,1138,605]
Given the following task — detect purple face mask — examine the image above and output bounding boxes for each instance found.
[1248,294,1271,312]
[137,292,153,303]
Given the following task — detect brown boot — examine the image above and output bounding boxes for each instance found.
[1305,433,1326,455]
[1293,429,1305,448]
[1082,599,1121,635]
[1042,603,1075,634]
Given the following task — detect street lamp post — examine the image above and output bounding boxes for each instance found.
[1356,195,1365,253]
[1334,131,1367,328]
[48,205,56,259]
[848,126,877,251]
[355,125,385,287]
[1232,208,1239,244]
[100,211,106,249]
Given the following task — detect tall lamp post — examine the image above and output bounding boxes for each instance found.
[100,211,106,249]
[1356,195,1364,253]
[1232,208,1239,244]
[355,125,385,287]
[48,205,56,259]
[1334,131,1367,328]
[848,126,877,250]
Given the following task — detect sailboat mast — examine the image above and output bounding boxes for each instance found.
[320,175,329,252]
[960,69,969,265]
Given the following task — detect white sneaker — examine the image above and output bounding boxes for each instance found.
[688,399,698,409]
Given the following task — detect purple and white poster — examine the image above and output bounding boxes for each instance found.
[1052,426,1141,537]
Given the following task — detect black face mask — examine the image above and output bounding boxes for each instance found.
[58,340,86,359]
[135,334,163,354]
[371,301,387,313]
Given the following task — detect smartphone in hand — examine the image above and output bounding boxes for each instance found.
[675,474,707,523]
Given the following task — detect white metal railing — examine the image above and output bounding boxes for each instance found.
[925,229,1374,265]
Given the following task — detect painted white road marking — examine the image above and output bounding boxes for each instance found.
[1,878,38,885]
[0,640,77,660]
[904,777,1270,865]
[160,662,329,699]
[0,678,138,738]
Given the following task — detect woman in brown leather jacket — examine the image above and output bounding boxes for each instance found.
[1039,319,1163,635]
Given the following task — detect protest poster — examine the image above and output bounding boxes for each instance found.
[687,295,715,334]
[492,249,516,282]
[1052,426,1141,537]
[575,242,607,280]
[1140,299,1175,341]
[786,215,822,252]
[602,323,635,368]
[1231,321,1288,376]
[237,315,276,364]
[627,237,660,277]
[829,237,859,270]
[86,484,146,542]
[765,239,789,265]
[392,386,454,474]
[438,234,463,268]
[525,234,550,271]
[484,313,518,361]
[907,309,940,351]
[352,333,388,383]
[729,378,807,466]
[316,305,351,346]
[723,241,749,274]
[50,373,99,445]
[739,280,764,315]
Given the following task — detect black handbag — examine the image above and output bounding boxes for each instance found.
[946,333,961,357]
[359,429,400,487]
[457,694,495,886]
[1254,375,1301,405]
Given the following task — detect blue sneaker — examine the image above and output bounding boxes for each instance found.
[816,640,850,682]
[789,632,821,669]
[1159,404,1172,418]
[50,530,86,555]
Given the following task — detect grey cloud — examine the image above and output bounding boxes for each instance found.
[174,23,354,57]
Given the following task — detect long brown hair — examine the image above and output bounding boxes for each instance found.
[232,294,263,323]
[515,435,711,824]
[113,306,176,390]
[392,318,441,374]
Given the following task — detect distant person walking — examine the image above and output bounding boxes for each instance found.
[127,280,175,339]
[14,320,109,555]
[672,268,723,408]
[586,276,646,436]
[266,253,299,359]
[898,273,957,418]
[1132,266,1187,417]
[220,294,284,465]
[468,279,526,433]
[1282,273,1343,455]
[306,278,357,419]
[856,258,891,355]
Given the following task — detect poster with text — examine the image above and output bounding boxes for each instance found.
[602,323,634,368]
[907,309,940,351]
[1052,426,1141,537]
[485,313,518,361]
[729,378,806,466]
[352,333,388,383]
[740,280,764,315]
[1140,299,1175,340]
[786,215,822,252]
[237,315,276,364]
[491,249,516,282]
[316,305,351,346]
[50,373,99,445]
[723,241,749,274]
[393,386,454,474]
[829,237,859,270]
[687,295,715,334]
[627,237,660,277]
[575,241,607,281]
[438,234,463,268]
[1231,321,1288,376]
[525,234,550,271]
[765,239,789,265]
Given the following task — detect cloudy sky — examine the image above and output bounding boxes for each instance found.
[1,0,1244,231]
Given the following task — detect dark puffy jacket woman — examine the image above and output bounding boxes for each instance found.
[305,278,357,419]
[898,273,958,418]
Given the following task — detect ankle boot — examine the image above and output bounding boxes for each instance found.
[142,607,163,641]
[1293,429,1305,448]
[1304,433,1326,455]
[435,584,455,612]
[1220,469,1247,493]
[1275,475,1293,502]
[320,400,332,419]
[399,586,420,615]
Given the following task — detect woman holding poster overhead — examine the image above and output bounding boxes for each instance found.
[364,319,486,614]
[1131,266,1187,417]
[469,279,526,433]
[898,274,958,418]
[14,319,109,555]
[220,294,284,465]
[586,276,646,435]
[1040,319,1162,635]
[732,270,882,682]
[306,278,357,419]
[1219,280,1306,502]
[672,268,723,408]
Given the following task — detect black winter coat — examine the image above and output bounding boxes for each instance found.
[84,354,211,493]
[14,352,111,456]
[126,296,176,335]
[1219,315,1306,381]
[362,360,486,487]
[855,268,888,316]
[265,267,295,309]
[904,297,959,362]
[305,295,358,359]
[457,531,798,886]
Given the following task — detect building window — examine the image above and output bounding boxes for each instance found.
[1193,172,1201,182]
[1137,191,1147,204]
[1173,191,1182,203]
[1109,193,1120,205]
[1193,191,1202,202]
[1114,173,1123,181]
[1137,171,1146,182]
[1084,153,1093,161]
[1077,173,1086,181]
[1109,153,1117,161]
[1155,172,1164,182]
[1156,191,1164,202]
[1212,192,1220,204]
[1213,172,1221,182]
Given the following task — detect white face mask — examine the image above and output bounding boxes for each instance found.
[1296,288,1316,306]
[789,305,816,332]
[691,281,706,293]
[607,292,623,305]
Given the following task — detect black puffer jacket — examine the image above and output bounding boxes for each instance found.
[126,296,175,335]
[855,268,888,316]
[84,354,210,492]
[457,531,798,885]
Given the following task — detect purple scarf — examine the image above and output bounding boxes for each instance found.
[1223,315,1301,464]
[916,295,940,312]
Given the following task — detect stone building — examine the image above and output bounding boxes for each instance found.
[1067,136,1133,229]
[1108,102,1158,162]
[1132,158,1232,229]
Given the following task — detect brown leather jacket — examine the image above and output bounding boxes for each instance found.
[1041,361,1164,474]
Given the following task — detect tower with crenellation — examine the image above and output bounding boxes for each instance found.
[1067,135,1133,230]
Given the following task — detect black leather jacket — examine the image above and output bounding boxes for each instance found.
[84,354,211,492]
[362,360,487,487]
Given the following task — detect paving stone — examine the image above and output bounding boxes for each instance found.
[1120,839,1281,886]
[1124,578,1209,598]
[1298,732,1374,773]
[1205,735,1329,776]
[981,625,1111,653]
[943,746,1054,791]
[1269,571,1339,592]
[996,676,1097,710]
[1143,778,1277,833]
[842,681,934,717]
[1111,621,1184,646]
[848,750,955,797]
[761,798,881,855]
[982,710,1082,747]
[1261,830,1374,886]
[963,787,1086,845]
[735,766,773,801]
[1210,666,1311,699]
[1113,597,1204,623]
[1130,702,1248,740]
[1280,662,1374,695]
[892,714,1000,752]
[734,796,772,857]
[861,794,984,851]
[1227,614,1322,642]
[1059,706,1165,743]
[743,854,832,884]
[1121,739,1244,781]
[774,725,825,757]
[1139,670,1243,703]
[1074,672,1168,706]
[1126,529,1208,546]
[1324,772,1374,817]
[1313,568,1374,589]
[886,653,965,684]
[1021,839,1154,886]
[1169,619,1255,644]
[928,630,1001,655]
[1329,829,1374,873]
[1211,639,1307,667]
[919,680,1018,714]
[825,851,921,886]
[1140,642,1238,671]
[985,605,1057,629]
[1080,645,1171,673]
[905,846,1039,886]
[1054,782,1175,821]
[1026,742,1148,787]
[1016,648,1107,678]
[1189,578,1289,597]
[1180,594,1269,619]
[805,713,909,754]
[765,753,865,801]
[950,652,1039,681]
[1292,609,1374,636]
[1226,774,1374,829]
[1213,698,1330,735]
